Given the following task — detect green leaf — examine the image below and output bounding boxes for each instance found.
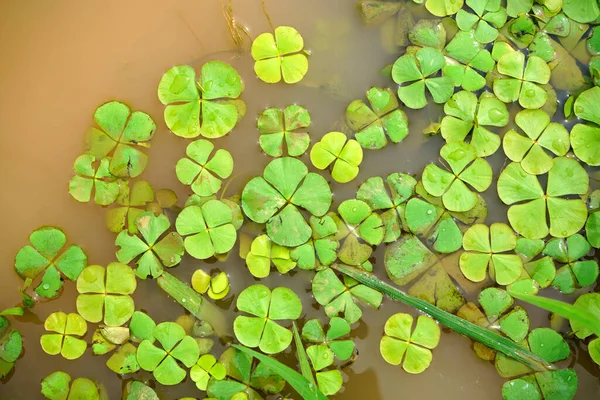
[40,312,87,360]
[176,139,234,196]
[68,155,119,205]
[233,345,329,400]
[258,105,311,157]
[252,26,309,84]
[425,0,464,17]
[310,131,363,183]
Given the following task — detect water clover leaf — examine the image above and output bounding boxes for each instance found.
[251,26,309,84]
[302,317,355,365]
[312,267,383,324]
[245,234,296,278]
[443,31,496,92]
[587,191,600,248]
[460,223,524,285]
[425,0,464,17]
[176,200,237,259]
[422,141,492,212]
[192,269,231,300]
[84,101,155,178]
[116,211,184,279]
[509,237,556,292]
[41,371,102,400]
[392,47,454,109]
[158,62,245,138]
[570,124,600,166]
[241,157,332,247]
[345,86,409,150]
[441,91,508,157]
[290,215,340,270]
[503,109,570,175]
[497,158,589,239]
[129,311,156,343]
[506,0,533,16]
[233,285,302,354]
[456,0,507,43]
[379,313,440,374]
[176,139,233,197]
[493,51,551,109]
[258,105,311,157]
[543,234,599,294]
[408,19,447,49]
[14,226,87,299]
[136,321,200,385]
[0,316,22,378]
[76,263,136,326]
[570,293,600,339]
[356,173,417,243]
[563,0,600,23]
[106,179,155,234]
[190,354,226,391]
[123,381,159,400]
[106,342,140,374]
[68,155,119,205]
[337,199,385,256]
[310,131,363,183]
[40,312,87,360]
[207,347,285,399]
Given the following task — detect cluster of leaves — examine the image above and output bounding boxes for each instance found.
[191,269,231,300]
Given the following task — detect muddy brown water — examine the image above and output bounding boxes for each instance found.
[0,0,599,399]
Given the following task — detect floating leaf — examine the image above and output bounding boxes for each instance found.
[310,131,363,183]
[380,313,440,374]
[392,47,454,109]
[68,155,119,205]
[40,312,87,360]
[422,141,492,212]
[245,234,296,278]
[105,180,154,234]
[14,227,87,299]
[106,342,140,374]
[302,317,355,367]
[493,51,550,109]
[116,211,184,279]
[41,371,102,400]
[563,0,600,23]
[158,62,244,138]
[425,0,464,17]
[443,31,496,92]
[251,26,308,84]
[76,263,136,326]
[176,200,237,259]
[544,234,599,294]
[258,105,311,157]
[456,0,507,44]
[176,139,233,197]
[242,157,332,246]
[233,285,302,354]
[290,215,340,270]
[503,109,570,175]
[84,101,155,178]
[136,322,200,385]
[497,158,588,239]
[191,354,226,391]
[0,316,22,378]
[441,91,508,157]
[346,87,409,150]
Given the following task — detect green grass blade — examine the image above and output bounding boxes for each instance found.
[232,345,328,400]
[293,322,317,386]
[509,291,600,337]
[156,271,229,337]
[332,264,555,372]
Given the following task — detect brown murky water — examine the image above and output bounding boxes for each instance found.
[0,0,599,399]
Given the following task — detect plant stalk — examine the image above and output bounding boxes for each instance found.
[332,264,555,372]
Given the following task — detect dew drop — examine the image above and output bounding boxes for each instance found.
[488,108,504,123]
[526,89,535,98]
[427,210,433,215]
[43,284,50,290]
[182,298,186,303]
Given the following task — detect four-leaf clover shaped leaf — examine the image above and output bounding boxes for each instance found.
[116,211,184,279]
[251,26,309,84]
[258,105,311,157]
[106,179,155,234]
[312,268,383,324]
[290,215,340,270]
[76,263,137,326]
[335,199,384,266]
[493,51,551,109]
[41,371,103,400]
[14,227,87,299]
[176,139,233,197]
[379,313,441,374]
[497,158,589,239]
[392,47,454,109]
[441,91,509,157]
[68,155,120,205]
[503,109,570,175]
[456,0,508,44]
[443,31,496,92]
[245,234,296,278]
[571,86,600,166]
[40,312,87,360]
[422,141,493,212]
[176,200,237,259]
[0,316,22,379]
[233,285,302,354]
[137,322,200,386]
[543,234,600,294]
[190,354,226,391]
[158,62,245,139]
[242,157,332,247]
[346,86,409,150]
[460,223,524,285]
[84,101,156,178]
[302,317,355,370]
[310,131,363,183]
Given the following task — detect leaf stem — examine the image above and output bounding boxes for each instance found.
[331,264,556,372]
